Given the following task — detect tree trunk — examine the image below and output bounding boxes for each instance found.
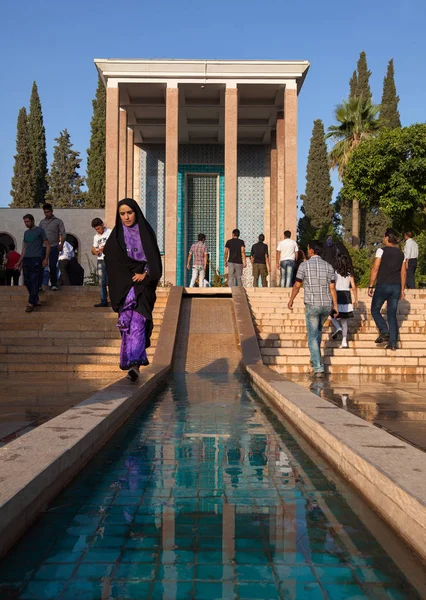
[352,198,360,249]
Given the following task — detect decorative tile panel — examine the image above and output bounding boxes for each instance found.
[237,145,265,256]
[139,145,165,253]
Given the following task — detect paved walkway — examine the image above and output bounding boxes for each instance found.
[292,375,426,452]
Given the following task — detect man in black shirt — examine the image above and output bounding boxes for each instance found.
[250,234,270,287]
[225,229,246,287]
[368,228,406,350]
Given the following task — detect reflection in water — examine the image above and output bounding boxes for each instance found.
[0,374,424,599]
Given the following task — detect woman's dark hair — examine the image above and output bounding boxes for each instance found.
[335,253,354,278]
[91,218,104,228]
[9,242,15,251]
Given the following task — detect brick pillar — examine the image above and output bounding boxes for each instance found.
[127,127,134,199]
[276,112,285,245]
[284,83,298,235]
[264,147,271,287]
[165,84,179,285]
[225,84,238,239]
[133,144,140,205]
[105,84,120,229]
[118,108,128,200]
[270,132,278,286]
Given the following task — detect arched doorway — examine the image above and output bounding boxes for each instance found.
[66,234,79,259]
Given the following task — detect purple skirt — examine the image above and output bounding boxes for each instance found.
[117,287,148,370]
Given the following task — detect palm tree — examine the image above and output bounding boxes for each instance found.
[327,98,380,247]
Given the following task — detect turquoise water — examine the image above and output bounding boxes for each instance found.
[0,374,422,600]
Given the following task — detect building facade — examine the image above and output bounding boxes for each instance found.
[95,59,309,286]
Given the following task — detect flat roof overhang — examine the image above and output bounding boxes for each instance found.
[95,59,310,145]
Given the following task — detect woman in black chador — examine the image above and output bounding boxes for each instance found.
[104,199,162,381]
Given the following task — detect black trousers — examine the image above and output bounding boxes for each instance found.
[6,269,20,286]
[406,258,417,289]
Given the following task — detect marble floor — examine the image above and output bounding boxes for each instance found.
[292,375,426,452]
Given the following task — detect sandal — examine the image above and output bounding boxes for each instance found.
[25,304,34,313]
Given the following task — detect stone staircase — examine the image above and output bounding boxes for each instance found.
[0,286,169,374]
[246,288,426,376]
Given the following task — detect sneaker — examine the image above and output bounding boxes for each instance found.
[94,302,109,307]
[51,286,59,291]
[385,344,397,351]
[313,372,325,379]
[331,329,342,341]
[340,341,348,349]
[375,334,389,344]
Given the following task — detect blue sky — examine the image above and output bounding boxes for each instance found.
[0,0,425,210]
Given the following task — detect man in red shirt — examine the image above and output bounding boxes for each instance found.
[5,243,21,286]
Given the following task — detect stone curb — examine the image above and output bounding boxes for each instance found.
[0,287,183,558]
[231,287,426,563]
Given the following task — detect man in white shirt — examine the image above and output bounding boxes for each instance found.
[91,218,112,307]
[58,240,75,285]
[404,231,419,289]
[276,230,299,287]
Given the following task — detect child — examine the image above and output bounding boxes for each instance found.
[330,253,358,348]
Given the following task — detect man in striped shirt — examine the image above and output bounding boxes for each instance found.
[288,240,338,378]
[187,233,208,287]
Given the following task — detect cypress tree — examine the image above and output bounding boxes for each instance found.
[349,70,358,99]
[46,129,85,207]
[380,59,401,129]
[299,120,333,245]
[10,108,34,207]
[86,77,106,208]
[355,51,372,102]
[28,81,48,206]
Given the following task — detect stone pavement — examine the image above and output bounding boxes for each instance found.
[292,374,426,452]
[0,373,119,446]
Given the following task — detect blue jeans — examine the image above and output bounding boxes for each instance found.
[39,245,59,288]
[371,284,401,346]
[280,259,295,287]
[23,257,42,306]
[305,304,331,373]
[97,260,108,303]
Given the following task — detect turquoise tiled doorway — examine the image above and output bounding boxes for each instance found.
[186,174,218,286]
[177,165,224,286]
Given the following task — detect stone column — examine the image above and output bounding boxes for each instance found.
[165,83,179,285]
[126,127,134,199]
[270,132,278,286]
[225,84,238,239]
[284,82,298,235]
[133,144,141,204]
[276,111,285,245]
[118,109,128,200]
[105,83,120,229]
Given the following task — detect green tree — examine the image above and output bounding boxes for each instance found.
[355,51,372,102]
[380,59,401,129]
[86,77,106,208]
[327,97,380,247]
[341,124,426,232]
[46,129,86,207]
[28,81,48,206]
[10,108,34,207]
[298,120,333,246]
[349,70,358,99]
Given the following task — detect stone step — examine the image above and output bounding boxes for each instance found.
[268,365,426,376]
[4,344,156,355]
[258,331,426,341]
[257,326,426,334]
[1,349,155,364]
[262,354,425,366]
[259,338,426,349]
[0,363,124,373]
[260,347,424,357]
